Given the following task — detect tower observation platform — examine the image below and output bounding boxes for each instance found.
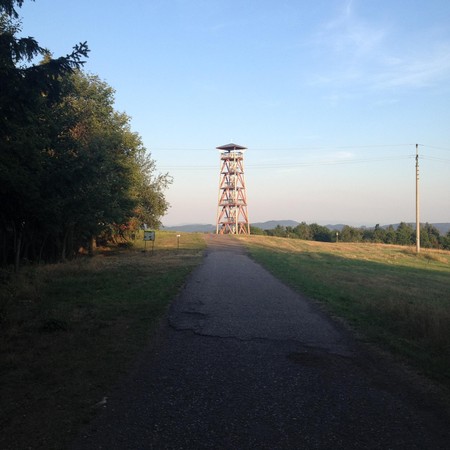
[215,143,250,235]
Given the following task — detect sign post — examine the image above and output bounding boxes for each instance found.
[143,230,156,254]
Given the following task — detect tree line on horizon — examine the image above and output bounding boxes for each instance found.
[250,222,450,250]
[1,0,170,270]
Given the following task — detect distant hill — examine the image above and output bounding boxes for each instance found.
[163,221,450,235]
[163,220,300,233]
[431,223,450,235]
[163,224,215,233]
[325,224,346,232]
[381,223,450,235]
[251,220,299,230]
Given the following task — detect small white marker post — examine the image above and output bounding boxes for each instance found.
[176,234,180,253]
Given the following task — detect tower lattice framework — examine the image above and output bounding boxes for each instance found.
[216,143,250,235]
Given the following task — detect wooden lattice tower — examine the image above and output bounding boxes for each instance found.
[216,143,250,235]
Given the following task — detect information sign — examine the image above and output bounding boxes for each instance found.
[144,230,155,241]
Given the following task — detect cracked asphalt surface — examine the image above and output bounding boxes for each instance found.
[72,235,450,449]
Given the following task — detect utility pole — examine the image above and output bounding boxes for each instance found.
[416,143,420,254]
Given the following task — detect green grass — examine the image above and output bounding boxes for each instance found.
[237,235,450,385]
[0,231,206,450]
[2,231,449,448]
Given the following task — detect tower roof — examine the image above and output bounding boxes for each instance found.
[216,143,247,151]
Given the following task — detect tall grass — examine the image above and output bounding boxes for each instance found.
[238,235,450,384]
[0,231,206,450]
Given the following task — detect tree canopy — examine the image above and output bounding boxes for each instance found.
[256,222,449,249]
[1,1,170,269]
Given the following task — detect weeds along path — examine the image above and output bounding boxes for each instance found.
[72,234,450,449]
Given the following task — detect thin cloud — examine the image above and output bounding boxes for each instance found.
[309,1,450,93]
[320,151,355,164]
[335,151,354,159]
[374,44,450,89]
[314,0,386,58]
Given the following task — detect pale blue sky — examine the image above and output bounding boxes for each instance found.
[20,0,450,226]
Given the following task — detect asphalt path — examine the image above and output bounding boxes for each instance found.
[72,235,450,449]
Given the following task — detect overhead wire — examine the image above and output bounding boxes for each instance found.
[153,143,450,170]
[422,144,450,152]
[159,155,414,171]
[421,155,450,164]
[151,143,417,152]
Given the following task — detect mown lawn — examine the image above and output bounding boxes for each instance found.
[237,235,450,385]
[0,231,206,450]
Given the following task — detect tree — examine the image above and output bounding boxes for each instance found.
[131,147,171,231]
[293,222,311,240]
[267,225,288,238]
[1,0,27,17]
[362,227,374,242]
[249,226,265,235]
[384,225,396,244]
[421,223,442,249]
[340,225,363,243]
[443,231,450,250]
[309,223,332,242]
[40,70,170,259]
[0,0,89,269]
[372,224,387,243]
[1,2,170,267]
[395,222,414,246]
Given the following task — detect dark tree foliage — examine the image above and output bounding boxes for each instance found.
[260,221,448,249]
[249,225,265,235]
[0,0,26,18]
[420,223,441,249]
[395,222,414,246]
[384,225,396,244]
[293,222,311,240]
[444,231,450,250]
[0,1,170,269]
[0,1,89,269]
[372,224,387,242]
[340,225,363,243]
[309,223,332,242]
[266,225,288,238]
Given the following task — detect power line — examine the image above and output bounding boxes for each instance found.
[150,144,450,155]
[153,143,450,170]
[421,155,450,164]
[249,155,413,168]
[152,143,416,152]
[422,144,450,152]
[252,144,415,151]
[159,155,414,171]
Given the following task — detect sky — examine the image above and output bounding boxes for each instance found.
[18,0,450,226]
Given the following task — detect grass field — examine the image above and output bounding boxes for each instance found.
[0,231,206,450]
[237,235,450,385]
[2,231,450,448]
